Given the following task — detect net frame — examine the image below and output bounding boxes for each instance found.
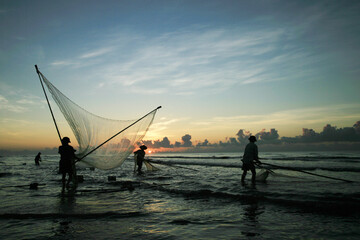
[39,71,159,170]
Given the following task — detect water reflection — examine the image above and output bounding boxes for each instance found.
[241,200,262,237]
[241,182,264,238]
[58,188,76,214]
[53,188,77,238]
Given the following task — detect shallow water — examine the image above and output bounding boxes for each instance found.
[0,152,359,239]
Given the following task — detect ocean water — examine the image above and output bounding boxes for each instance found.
[0,151,359,240]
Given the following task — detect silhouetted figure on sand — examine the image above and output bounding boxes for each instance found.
[241,136,261,183]
[58,137,77,189]
[134,145,147,173]
[34,152,41,165]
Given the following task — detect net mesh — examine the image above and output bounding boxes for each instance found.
[40,72,158,170]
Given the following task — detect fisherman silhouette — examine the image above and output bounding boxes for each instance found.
[134,145,147,173]
[58,137,78,189]
[241,136,262,183]
[34,152,41,165]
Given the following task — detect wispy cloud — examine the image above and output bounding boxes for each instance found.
[79,47,114,59]
[146,117,190,139]
[0,95,26,113]
[47,1,360,97]
[50,60,75,67]
[50,46,116,68]
[49,24,313,94]
[0,118,32,125]
[0,93,44,113]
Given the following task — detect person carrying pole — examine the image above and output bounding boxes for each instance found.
[59,137,78,190]
[241,136,262,183]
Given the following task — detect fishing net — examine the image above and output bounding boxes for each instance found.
[255,169,270,182]
[144,160,160,171]
[39,72,159,170]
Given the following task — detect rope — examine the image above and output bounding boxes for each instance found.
[147,159,199,172]
[260,162,353,183]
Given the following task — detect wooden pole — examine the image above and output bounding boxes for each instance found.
[35,65,62,143]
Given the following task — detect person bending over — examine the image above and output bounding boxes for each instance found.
[134,145,147,173]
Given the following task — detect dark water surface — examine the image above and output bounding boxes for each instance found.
[0,152,359,239]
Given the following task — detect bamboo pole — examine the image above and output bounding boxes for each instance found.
[35,65,62,143]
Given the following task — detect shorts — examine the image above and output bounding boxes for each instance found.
[242,162,255,171]
[59,160,73,174]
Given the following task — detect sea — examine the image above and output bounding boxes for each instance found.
[0,151,359,240]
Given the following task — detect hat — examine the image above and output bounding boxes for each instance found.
[248,136,257,142]
[62,137,71,143]
[140,145,147,150]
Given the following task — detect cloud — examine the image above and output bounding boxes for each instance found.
[279,122,360,143]
[145,120,360,151]
[50,46,115,68]
[79,47,114,59]
[181,134,192,147]
[48,23,316,95]
[0,118,32,125]
[0,95,7,103]
[256,128,279,142]
[236,129,252,144]
[147,117,189,137]
[16,99,36,105]
[0,95,26,113]
[128,86,167,95]
[144,117,191,141]
[50,60,75,67]
[153,137,172,148]
[0,87,45,114]
[354,121,360,135]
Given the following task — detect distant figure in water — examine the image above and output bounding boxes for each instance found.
[241,136,262,183]
[34,152,41,165]
[58,137,77,189]
[134,145,147,173]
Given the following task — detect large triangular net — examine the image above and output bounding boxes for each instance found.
[39,71,159,170]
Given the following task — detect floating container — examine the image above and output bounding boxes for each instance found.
[29,183,38,190]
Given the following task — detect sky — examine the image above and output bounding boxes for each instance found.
[0,0,360,150]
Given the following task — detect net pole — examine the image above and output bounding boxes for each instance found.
[77,106,162,162]
[35,65,62,143]
[261,162,353,183]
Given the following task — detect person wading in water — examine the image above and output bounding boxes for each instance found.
[241,136,262,183]
[58,137,78,190]
[134,145,147,173]
[34,152,41,166]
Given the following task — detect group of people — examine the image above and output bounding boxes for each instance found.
[34,137,77,190]
[133,135,262,184]
[40,134,261,190]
